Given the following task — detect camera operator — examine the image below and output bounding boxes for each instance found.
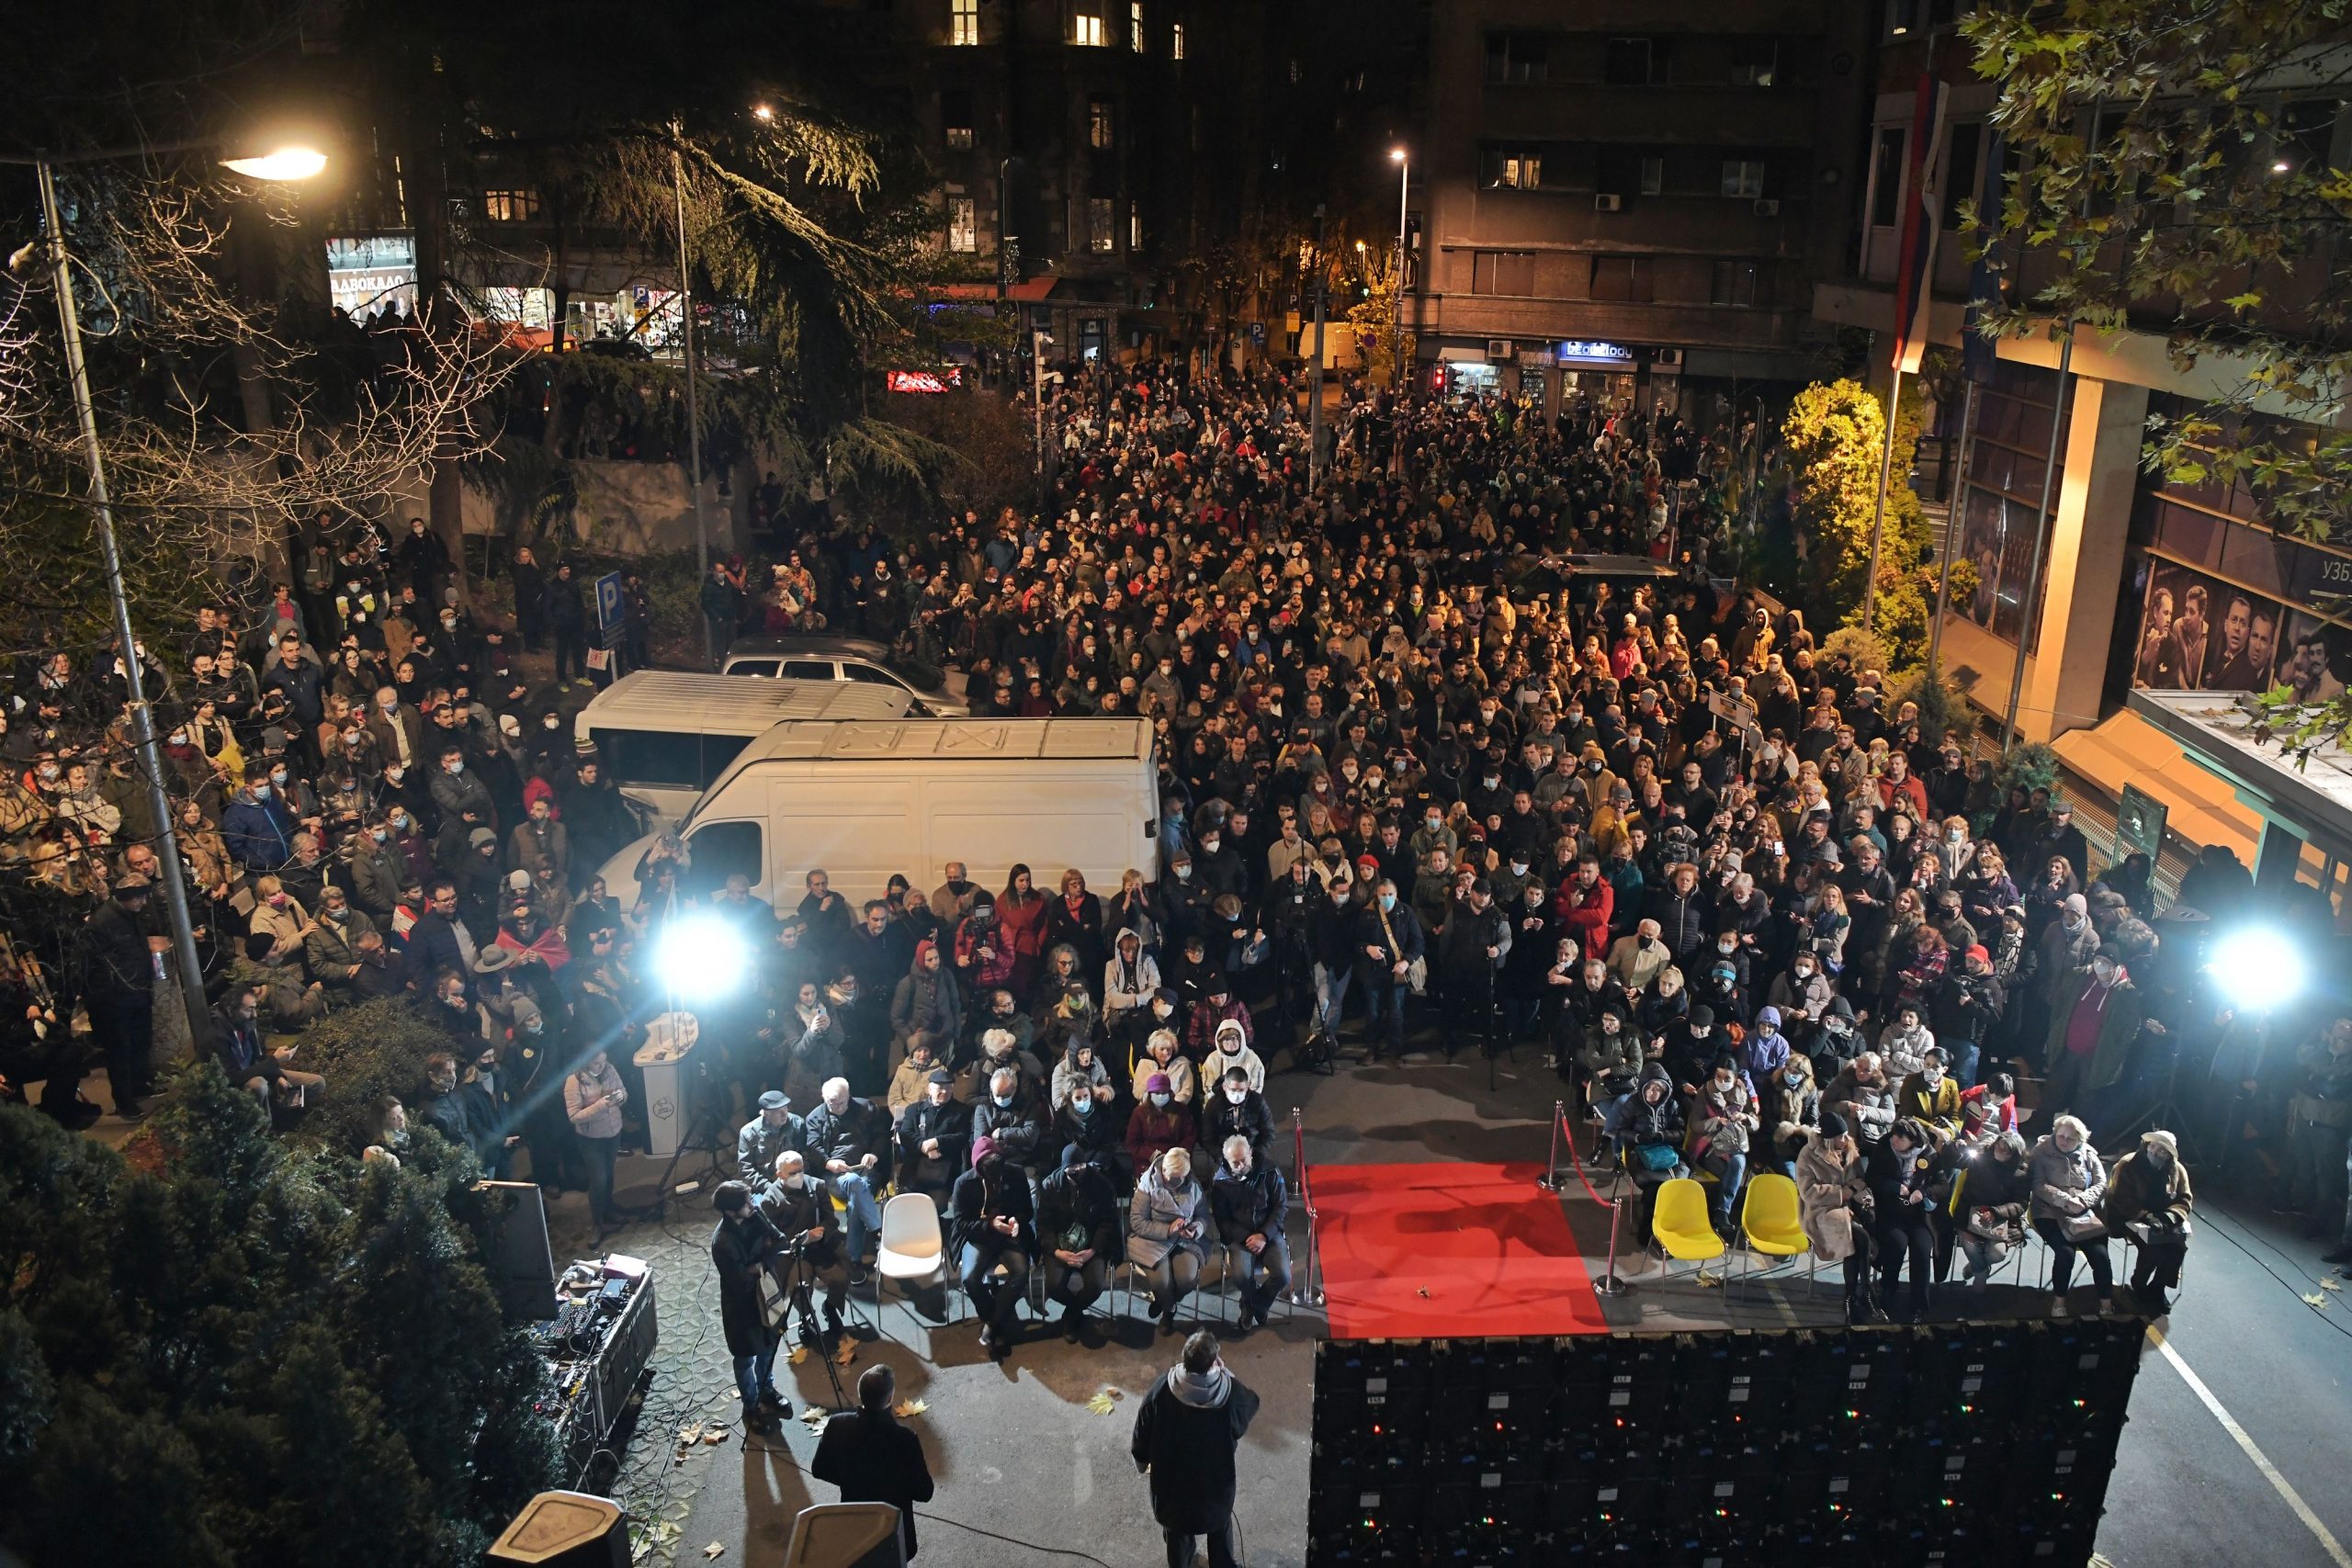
[755,1149,849,1348]
[1264,855,1320,1050]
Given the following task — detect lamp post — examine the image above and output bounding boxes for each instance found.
[13,141,328,1048]
[1389,148,1409,390]
[671,122,711,649]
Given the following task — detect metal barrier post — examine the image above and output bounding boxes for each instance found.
[1595,1193,1632,1297]
[1535,1099,1566,1192]
[1291,1108,1326,1307]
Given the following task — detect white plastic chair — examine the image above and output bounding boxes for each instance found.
[875,1192,950,1320]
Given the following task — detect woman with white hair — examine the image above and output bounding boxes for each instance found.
[1128,1145,1211,1333]
[2029,1113,2113,1314]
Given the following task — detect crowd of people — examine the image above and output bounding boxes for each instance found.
[6,353,2348,1431]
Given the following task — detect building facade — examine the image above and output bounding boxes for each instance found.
[1413,0,1873,411]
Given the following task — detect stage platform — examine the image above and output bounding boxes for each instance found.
[1308,1155,2140,1337]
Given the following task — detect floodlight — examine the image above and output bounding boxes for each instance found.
[220,146,328,182]
[652,910,753,1001]
[752,104,776,123]
[1389,148,1408,163]
[2206,925,2306,1011]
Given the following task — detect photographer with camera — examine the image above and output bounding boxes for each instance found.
[755,1149,850,1348]
[710,1179,792,1434]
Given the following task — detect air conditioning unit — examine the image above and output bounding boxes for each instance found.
[1595,193,1623,212]
[1752,197,1781,217]
[1486,339,1513,362]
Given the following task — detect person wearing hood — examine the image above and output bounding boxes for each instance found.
[1037,1154,1123,1341]
[1132,1330,1260,1568]
[1128,1145,1213,1332]
[2104,1128,2193,1313]
[1199,1018,1264,1104]
[1795,1112,1883,1324]
[1877,1002,1936,1082]
[888,940,964,1072]
[2030,1113,2115,1315]
[1182,971,1254,1061]
[1102,927,1162,1032]
[893,1069,970,1204]
[1053,1034,1117,1111]
[950,1134,1035,1359]
[886,1035,946,1122]
[1741,1006,1792,1084]
[1211,1134,1290,1330]
[1603,1062,1686,1243]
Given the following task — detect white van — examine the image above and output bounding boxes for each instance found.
[597,717,1159,909]
[573,672,913,828]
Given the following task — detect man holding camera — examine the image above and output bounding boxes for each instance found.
[755,1149,850,1348]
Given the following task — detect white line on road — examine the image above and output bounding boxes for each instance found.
[2147,1325,2352,1568]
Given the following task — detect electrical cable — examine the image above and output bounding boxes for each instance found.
[2187,1192,2352,1346]
[910,1510,1120,1568]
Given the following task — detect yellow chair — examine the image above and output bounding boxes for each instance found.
[1650,1177,1724,1280]
[1733,1173,1810,1300]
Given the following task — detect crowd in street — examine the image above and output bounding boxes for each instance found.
[7,355,2352,1451]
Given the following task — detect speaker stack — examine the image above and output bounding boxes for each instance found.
[1308,1317,2144,1566]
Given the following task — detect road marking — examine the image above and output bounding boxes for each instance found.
[2147,1325,2352,1568]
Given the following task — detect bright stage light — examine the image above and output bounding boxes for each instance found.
[2206,925,2306,1011]
[652,911,752,1001]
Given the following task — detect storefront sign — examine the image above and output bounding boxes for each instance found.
[885,368,961,393]
[1555,339,1633,366]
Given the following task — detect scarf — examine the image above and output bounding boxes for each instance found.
[1170,1360,1232,1409]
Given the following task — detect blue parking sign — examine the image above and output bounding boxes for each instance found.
[595,572,625,648]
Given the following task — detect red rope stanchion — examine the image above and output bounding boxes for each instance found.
[1552,1100,1635,1298]
[1290,1108,1325,1307]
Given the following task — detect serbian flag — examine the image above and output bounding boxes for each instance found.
[1887,61,1951,376]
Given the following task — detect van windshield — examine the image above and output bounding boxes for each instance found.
[592,728,752,793]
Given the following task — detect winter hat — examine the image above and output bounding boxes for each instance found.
[1755,1006,1781,1029]
[1145,1072,1172,1095]
[969,1134,998,1167]
[1965,944,1991,966]
[1816,1111,1849,1138]
[469,826,497,849]
[2063,893,2088,919]
[926,1068,954,1087]
[1688,1006,1715,1030]
[2141,1129,2179,1156]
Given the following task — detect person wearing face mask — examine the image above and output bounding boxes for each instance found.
[1604,918,1670,993]
[2029,1113,2115,1315]
[1798,1112,1884,1324]
[1054,1070,1124,1173]
[1895,1045,1963,1140]
[754,1149,850,1348]
[1211,1134,1290,1331]
[1603,1063,1687,1244]
[428,742,498,867]
[970,1060,1050,1200]
[1763,1049,1819,1179]
[1690,1052,1760,1233]
[220,773,299,870]
[2038,950,2147,1130]
[1200,1017,1265,1100]
[951,1135,1036,1359]
[894,1068,972,1205]
[1763,950,1834,1034]
[2030,892,2101,1049]
[302,885,379,999]
[1823,1050,1898,1147]
[1864,1117,1939,1319]
[1126,1066,1197,1175]
[1202,1064,1275,1167]
[2103,1128,2193,1312]
[1037,1153,1123,1341]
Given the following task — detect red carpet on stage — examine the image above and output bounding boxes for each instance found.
[1307,1161,1611,1338]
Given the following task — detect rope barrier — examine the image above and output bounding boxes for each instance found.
[1289,1107,1325,1308]
[1535,1097,1634,1298]
[1557,1102,1617,1209]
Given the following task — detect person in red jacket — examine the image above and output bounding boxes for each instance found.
[1554,853,1615,957]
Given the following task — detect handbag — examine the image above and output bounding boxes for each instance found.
[1635,1143,1680,1173]
[2061,1210,2106,1242]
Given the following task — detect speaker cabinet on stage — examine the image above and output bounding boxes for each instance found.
[488,1491,628,1567]
[476,1179,559,1324]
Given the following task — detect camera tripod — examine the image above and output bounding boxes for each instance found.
[772,1240,852,1416]
[640,1055,732,1222]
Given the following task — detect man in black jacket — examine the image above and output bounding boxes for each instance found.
[711,1180,790,1433]
[893,1070,971,1203]
[1210,1134,1290,1330]
[1035,1155,1122,1341]
[802,1077,890,1279]
[1132,1330,1260,1568]
[82,877,157,1116]
[812,1365,935,1561]
[1352,881,1426,1063]
[949,1135,1035,1359]
[1437,877,1512,1060]
[209,983,325,1111]
[1201,1067,1276,1169]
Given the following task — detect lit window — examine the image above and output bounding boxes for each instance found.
[1131,1,1146,51]
[948,196,978,254]
[1074,11,1105,45]
[1090,197,1116,252]
[1130,203,1144,249]
[1483,150,1542,189]
[1171,20,1185,59]
[946,125,974,149]
[951,0,978,45]
[1090,98,1116,149]
[482,188,540,222]
[1721,159,1766,198]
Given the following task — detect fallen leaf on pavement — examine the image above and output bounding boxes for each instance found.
[2319,1277,2341,1292]
[2301,1292,2329,1308]
[1086,1392,1119,1416]
[834,1337,857,1367]
[787,1345,809,1366]
[892,1398,929,1418]
[704,1543,726,1561]
[800,1406,829,1429]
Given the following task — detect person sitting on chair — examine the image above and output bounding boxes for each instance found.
[738,1089,801,1187]
[755,1149,850,1348]
[2104,1127,2193,1314]
[1211,1133,1291,1332]
[1951,1129,2031,1287]
[1036,1152,1123,1342]
[893,1069,970,1205]
[1796,1112,1882,1325]
[1603,1062,1686,1244]
[949,1134,1035,1360]
[1128,1145,1212,1334]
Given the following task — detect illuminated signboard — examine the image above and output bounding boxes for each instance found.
[1555,339,1634,366]
[886,368,962,393]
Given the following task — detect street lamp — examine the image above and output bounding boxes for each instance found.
[1388,147,1409,389]
[9,138,327,1048]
